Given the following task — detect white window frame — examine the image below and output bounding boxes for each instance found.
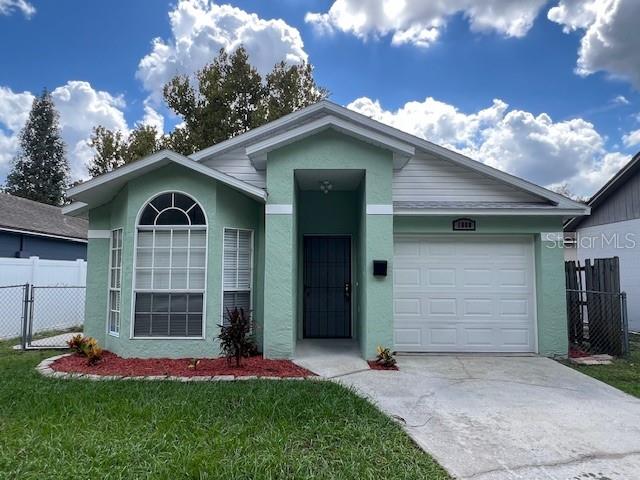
[221,227,254,325]
[130,191,208,340]
[107,228,123,337]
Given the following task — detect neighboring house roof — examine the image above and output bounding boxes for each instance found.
[565,152,640,231]
[65,100,589,218]
[64,150,267,216]
[0,192,87,242]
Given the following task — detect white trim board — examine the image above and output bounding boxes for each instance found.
[190,100,588,214]
[266,204,293,215]
[87,230,111,239]
[65,150,267,214]
[366,204,393,215]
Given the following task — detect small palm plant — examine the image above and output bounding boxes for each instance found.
[217,307,256,367]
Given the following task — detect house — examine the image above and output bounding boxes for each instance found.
[63,100,588,359]
[565,152,640,332]
[0,192,87,261]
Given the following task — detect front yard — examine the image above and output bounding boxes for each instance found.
[568,333,640,398]
[0,341,449,479]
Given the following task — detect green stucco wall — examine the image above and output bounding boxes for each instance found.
[84,163,264,358]
[263,130,394,359]
[394,215,568,356]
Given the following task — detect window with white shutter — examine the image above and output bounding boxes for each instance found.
[133,192,207,338]
[108,228,123,336]
[222,228,253,324]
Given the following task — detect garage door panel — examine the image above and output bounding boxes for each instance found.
[394,236,535,353]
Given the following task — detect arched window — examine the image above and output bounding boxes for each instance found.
[133,192,207,338]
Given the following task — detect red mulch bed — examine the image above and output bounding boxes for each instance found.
[367,360,399,371]
[52,352,314,378]
[569,346,591,358]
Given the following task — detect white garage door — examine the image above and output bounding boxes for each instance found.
[393,236,536,353]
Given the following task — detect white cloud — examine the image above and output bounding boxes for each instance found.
[137,0,308,101]
[348,96,629,197]
[305,0,548,48]
[548,0,640,88]
[0,0,35,18]
[50,81,129,180]
[612,95,629,105]
[0,87,35,178]
[623,129,640,148]
[0,82,130,184]
[137,100,165,134]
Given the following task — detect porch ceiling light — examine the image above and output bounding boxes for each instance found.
[319,180,333,194]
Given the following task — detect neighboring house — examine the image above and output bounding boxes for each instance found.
[0,192,87,261]
[565,152,640,332]
[63,100,588,359]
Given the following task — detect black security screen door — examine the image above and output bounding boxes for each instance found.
[303,236,351,338]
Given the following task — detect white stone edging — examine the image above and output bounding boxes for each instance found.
[35,354,321,382]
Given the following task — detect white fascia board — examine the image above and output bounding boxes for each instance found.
[394,207,590,216]
[0,226,88,243]
[61,201,89,216]
[66,150,267,206]
[189,102,328,162]
[188,99,585,210]
[245,115,415,169]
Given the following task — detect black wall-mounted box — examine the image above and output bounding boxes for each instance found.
[373,260,388,277]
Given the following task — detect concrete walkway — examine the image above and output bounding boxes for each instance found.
[293,339,369,378]
[337,355,640,480]
[12,331,80,350]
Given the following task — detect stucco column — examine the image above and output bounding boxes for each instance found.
[535,233,569,356]
[360,212,394,359]
[263,207,296,358]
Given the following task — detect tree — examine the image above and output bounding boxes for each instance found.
[87,46,328,174]
[87,126,125,177]
[87,124,161,176]
[126,125,161,162]
[260,61,327,123]
[550,183,588,203]
[5,89,68,205]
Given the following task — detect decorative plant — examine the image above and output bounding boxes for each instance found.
[375,346,397,369]
[217,307,256,367]
[188,359,201,371]
[67,334,87,354]
[67,335,103,365]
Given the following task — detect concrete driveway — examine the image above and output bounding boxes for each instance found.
[338,355,640,480]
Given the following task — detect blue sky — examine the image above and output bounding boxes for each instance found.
[1,0,639,196]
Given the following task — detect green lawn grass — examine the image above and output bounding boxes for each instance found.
[568,333,640,398]
[0,340,449,480]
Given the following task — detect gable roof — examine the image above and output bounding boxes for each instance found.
[64,150,267,216]
[565,152,640,230]
[0,193,87,241]
[191,100,588,214]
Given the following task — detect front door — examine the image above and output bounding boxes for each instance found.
[303,236,351,338]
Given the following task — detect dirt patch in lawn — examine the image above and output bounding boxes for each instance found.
[52,352,314,378]
[367,361,399,371]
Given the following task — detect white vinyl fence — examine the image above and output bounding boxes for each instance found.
[0,257,86,339]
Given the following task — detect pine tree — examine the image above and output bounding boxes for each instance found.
[5,89,68,205]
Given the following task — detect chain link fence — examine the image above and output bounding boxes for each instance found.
[0,283,85,349]
[567,289,629,357]
[0,284,29,340]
